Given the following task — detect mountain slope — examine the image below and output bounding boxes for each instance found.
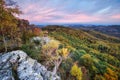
[82,29,120,43]
[42,25,120,80]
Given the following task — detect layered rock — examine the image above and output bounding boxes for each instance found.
[0,50,60,80]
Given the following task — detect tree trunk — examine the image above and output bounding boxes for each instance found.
[53,65,57,75]
[2,33,7,52]
[0,27,7,52]
[53,57,62,75]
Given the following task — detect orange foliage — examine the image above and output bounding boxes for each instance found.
[33,28,41,36]
[104,68,118,80]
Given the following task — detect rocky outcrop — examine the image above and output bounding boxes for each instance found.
[0,50,60,80]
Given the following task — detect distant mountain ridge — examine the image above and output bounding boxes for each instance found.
[42,25,120,43]
[39,24,120,38]
[79,25,120,38]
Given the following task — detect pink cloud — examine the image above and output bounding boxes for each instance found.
[18,4,104,23]
[48,13,101,23]
[19,6,57,22]
[111,14,120,19]
[17,2,103,23]
[18,2,102,23]
[20,12,101,23]
[16,0,120,24]
[22,4,38,14]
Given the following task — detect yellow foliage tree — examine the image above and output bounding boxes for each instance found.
[57,48,69,59]
[41,39,71,75]
[70,64,82,80]
[80,54,94,67]
[42,40,60,55]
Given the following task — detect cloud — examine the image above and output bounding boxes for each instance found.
[48,13,101,23]
[16,0,120,24]
[111,14,120,19]
[19,8,101,23]
[95,6,111,15]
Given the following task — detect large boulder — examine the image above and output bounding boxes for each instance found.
[0,50,60,80]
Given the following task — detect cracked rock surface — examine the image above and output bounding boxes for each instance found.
[0,50,60,80]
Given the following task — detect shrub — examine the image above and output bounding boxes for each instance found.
[42,40,60,55]
[20,43,42,62]
[70,64,82,80]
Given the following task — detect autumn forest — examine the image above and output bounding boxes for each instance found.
[0,0,120,80]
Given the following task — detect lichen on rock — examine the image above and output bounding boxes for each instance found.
[0,50,60,80]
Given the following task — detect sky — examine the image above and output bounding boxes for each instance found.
[15,0,120,25]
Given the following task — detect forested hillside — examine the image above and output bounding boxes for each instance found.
[43,25,120,80]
